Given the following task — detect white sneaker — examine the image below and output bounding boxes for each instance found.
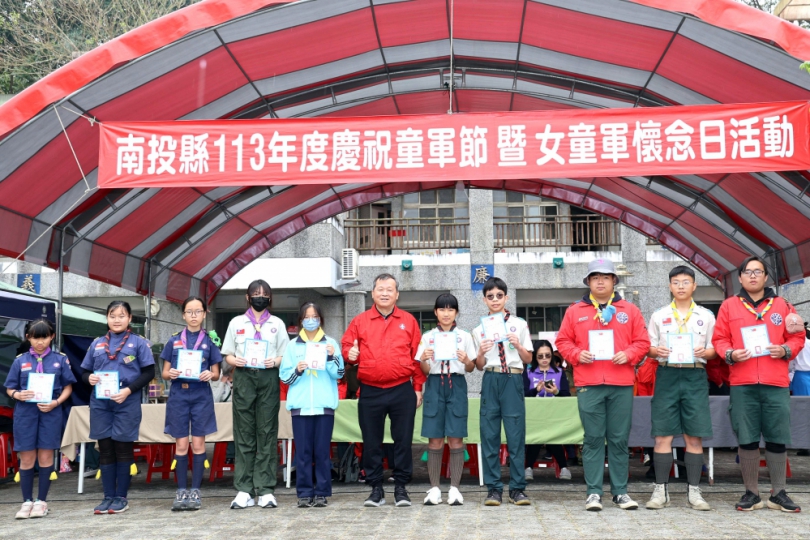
[230,491,255,509]
[423,486,442,505]
[646,483,670,509]
[15,501,33,519]
[257,494,277,508]
[687,485,711,511]
[559,467,572,480]
[447,486,464,506]
[585,494,602,511]
[524,467,534,481]
[29,500,48,518]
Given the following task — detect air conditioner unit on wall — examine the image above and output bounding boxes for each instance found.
[341,248,358,279]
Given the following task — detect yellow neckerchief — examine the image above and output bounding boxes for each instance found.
[670,300,696,334]
[298,328,325,377]
[589,292,615,325]
[739,296,775,321]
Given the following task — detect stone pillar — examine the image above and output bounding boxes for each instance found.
[343,290,367,332]
[469,189,494,265]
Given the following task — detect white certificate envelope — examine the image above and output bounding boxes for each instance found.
[741,324,771,357]
[95,371,119,399]
[588,330,615,360]
[177,349,203,379]
[667,333,695,364]
[26,373,55,403]
[433,331,458,361]
[481,313,508,343]
[244,339,269,369]
[305,342,328,370]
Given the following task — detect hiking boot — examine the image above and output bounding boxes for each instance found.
[612,494,638,510]
[364,486,385,507]
[108,497,129,513]
[94,497,114,515]
[171,490,188,511]
[423,486,442,505]
[585,494,602,511]
[767,489,801,513]
[447,486,464,506]
[15,501,33,519]
[29,500,48,518]
[394,485,411,507]
[484,489,502,506]
[297,497,313,508]
[735,490,764,511]
[187,489,201,511]
[646,483,669,509]
[559,467,572,480]
[312,496,328,507]
[687,485,711,511]
[509,489,530,506]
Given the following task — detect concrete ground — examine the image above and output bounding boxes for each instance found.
[2,446,810,539]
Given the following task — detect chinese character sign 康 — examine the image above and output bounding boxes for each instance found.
[98,101,810,189]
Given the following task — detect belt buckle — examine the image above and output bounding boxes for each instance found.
[181,383,189,389]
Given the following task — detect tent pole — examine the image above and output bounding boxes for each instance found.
[56,228,65,350]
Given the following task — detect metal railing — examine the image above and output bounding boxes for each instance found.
[344,218,470,252]
[493,215,621,251]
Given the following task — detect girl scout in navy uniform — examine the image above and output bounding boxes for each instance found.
[160,296,222,511]
[81,301,155,515]
[415,293,476,506]
[4,318,75,519]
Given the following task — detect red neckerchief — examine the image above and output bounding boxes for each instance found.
[436,323,458,388]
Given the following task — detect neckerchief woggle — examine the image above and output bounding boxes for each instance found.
[30,347,51,373]
[299,327,325,377]
[671,300,696,334]
[740,296,774,320]
[435,323,457,387]
[245,308,271,339]
[590,293,616,325]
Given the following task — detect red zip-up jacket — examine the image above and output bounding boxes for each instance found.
[712,291,805,388]
[341,306,425,391]
[556,296,651,387]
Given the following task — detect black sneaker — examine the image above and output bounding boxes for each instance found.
[297,497,313,508]
[313,496,328,508]
[768,489,801,513]
[358,470,366,483]
[484,489,502,506]
[509,489,531,506]
[364,486,385,507]
[797,449,810,457]
[736,490,764,511]
[394,485,411,507]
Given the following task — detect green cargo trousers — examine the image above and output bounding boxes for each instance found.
[232,367,280,496]
[576,384,634,496]
[479,371,526,492]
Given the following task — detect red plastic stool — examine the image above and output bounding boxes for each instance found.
[760,457,792,478]
[533,456,561,479]
[146,443,176,483]
[209,442,233,481]
[465,444,480,477]
[0,432,18,479]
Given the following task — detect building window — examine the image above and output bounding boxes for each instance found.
[517,305,569,335]
[403,189,469,244]
[493,192,559,243]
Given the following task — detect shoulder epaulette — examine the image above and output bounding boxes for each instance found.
[15,353,23,358]
[172,331,181,336]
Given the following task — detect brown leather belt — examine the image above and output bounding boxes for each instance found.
[484,367,524,374]
[663,362,705,369]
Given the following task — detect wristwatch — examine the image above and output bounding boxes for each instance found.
[782,345,792,360]
[725,349,735,365]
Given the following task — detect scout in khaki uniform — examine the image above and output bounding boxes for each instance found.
[646,266,715,511]
[473,277,533,507]
[556,259,650,512]
[222,279,290,510]
[713,256,805,513]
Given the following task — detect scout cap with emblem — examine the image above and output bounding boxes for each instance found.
[583,258,617,285]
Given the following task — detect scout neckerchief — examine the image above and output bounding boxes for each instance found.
[29,347,51,373]
[671,300,696,334]
[497,311,511,373]
[739,296,775,321]
[245,308,271,339]
[299,327,325,377]
[435,323,457,387]
[589,293,616,325]
[99,330,131,361]
[181,328,205,350]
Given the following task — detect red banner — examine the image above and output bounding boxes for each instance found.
[98,101,810,188]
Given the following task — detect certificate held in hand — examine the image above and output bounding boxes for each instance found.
[244,339,269,369]
[177,349,203,379]
[481,313,508,343]
[305,342,328,370]
[27,373,55,403]
[667,333,694,364]
[588,330,615,360]
[95,371,119,399]
[433,331,458,361]
[741,324,771,357]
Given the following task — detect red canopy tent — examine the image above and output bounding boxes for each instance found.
[2,0,810,304]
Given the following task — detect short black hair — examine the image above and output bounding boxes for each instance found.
[738,256,768,277]
[434,293,459,311]
[482,277,508,296]
[106,300,132,317]
[668,265,695,281]
[298,302,325,329]
[246,280,272,309]
[25,318,55,340]
[373,273,399,291]
[181,296,207,312]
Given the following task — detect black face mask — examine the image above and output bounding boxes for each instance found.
[249,296,270,312]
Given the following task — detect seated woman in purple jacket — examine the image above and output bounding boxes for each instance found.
[523,340,572,481]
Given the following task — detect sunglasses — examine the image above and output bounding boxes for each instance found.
[485,293,505,301]
[537,353,552,359]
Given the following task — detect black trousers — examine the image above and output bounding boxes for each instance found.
[358,381,417,488]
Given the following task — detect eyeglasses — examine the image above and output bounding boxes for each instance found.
[670,281,693,288]
[250,294,270,298]
[742,269,765,277]
[485,293,505,301]
[184,310,205,316]
[537,353,552,359]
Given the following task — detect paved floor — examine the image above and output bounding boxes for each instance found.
[2,447,810,539]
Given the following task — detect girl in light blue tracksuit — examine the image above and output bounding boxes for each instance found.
[279,302,344,508]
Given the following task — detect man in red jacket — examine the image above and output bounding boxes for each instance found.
[713,256,805,513]
[341,273,425,508]
[556,258,650,512]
